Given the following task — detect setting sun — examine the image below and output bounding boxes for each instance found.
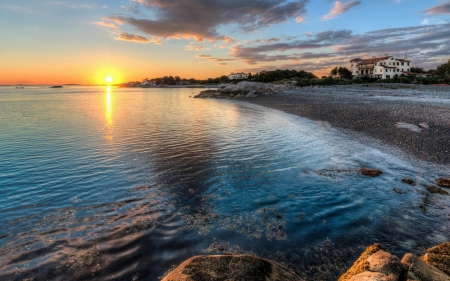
[106,76,113,83]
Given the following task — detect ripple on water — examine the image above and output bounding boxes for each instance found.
[0,87,449,280]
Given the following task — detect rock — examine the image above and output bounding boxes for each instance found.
[246,90,258,98]
[401,253,450,281]
[161,254,303,281]
[360,168,383,177]
[402,178,414,184]
[339,244,384,281]
[421,242,450,276]
[193,90,219,99]
[194,81,286,99]
[437,178,450,188]
[393,188,407,194]
[348,272,397,281]
[425,185,449,195]
[366,250,404,278]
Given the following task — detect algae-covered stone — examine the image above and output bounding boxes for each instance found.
[339,244,384,281]
[437,178,450,188]
[421,242,450,277]
[366,250,403,278]
[402,178,414,184]
[360,168,383,177]
[348,271,397,281]
[401,253,450,281]
[425,185,449,195]
[162,254,303,281]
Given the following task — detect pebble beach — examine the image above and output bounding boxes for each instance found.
[244,84,450,165]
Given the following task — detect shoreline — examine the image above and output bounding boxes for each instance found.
[239,85,450,166]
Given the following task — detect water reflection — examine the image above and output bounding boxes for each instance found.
[105,86,113,140]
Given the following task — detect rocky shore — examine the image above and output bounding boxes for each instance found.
[203,83,450,165]
[163,242,450,280]
[193,81,291,99]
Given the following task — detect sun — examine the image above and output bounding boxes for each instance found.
[105,76,113,83]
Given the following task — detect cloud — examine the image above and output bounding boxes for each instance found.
[423,2,450,15]
[93,21,117,28]
[322,1,361,20]
[115,32,152,43]
[108,0,309,43]
[230,30,353,64]
[226,22,450,74]
[185,43,210,51]
[196,54,237,65]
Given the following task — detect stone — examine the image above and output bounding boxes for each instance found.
[161,254,303,281]
[246,90,258,98]
[366,250,404,278]
[360,168,383,177]
[339,244,384,281]
[425,185,449,195]
[402,178,414,184]
[348,272,397,281]
[194,81,287,99]
[401,253,450,281]
[421,242,450,276]
[437,178,450,188]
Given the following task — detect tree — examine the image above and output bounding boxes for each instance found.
[410,67,425,73]
[330,67,338,77]
[337,67,353,80]
[436,59,450,79]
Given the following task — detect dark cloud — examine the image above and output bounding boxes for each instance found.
[229,23,450,71]
[423,2,450,15]
[109,0,309,42]
[230,30,352,64]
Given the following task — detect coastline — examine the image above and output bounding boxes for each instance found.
[240,85,450,166]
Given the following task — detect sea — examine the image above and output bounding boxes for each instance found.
[0,86,449,280]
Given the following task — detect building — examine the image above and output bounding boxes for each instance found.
[349,54,411,79]
[142,79,156,86]
[228,72,248,80]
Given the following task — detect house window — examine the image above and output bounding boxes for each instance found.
[397,62,399,65]
[402,69,403,71]
[407,63,410,66]
[402,62,404,65]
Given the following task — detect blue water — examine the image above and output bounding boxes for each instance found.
[0,86,449,280]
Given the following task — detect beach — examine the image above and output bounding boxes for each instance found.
[244,84,450,165]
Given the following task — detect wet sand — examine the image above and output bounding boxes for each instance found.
[244,84,450,165]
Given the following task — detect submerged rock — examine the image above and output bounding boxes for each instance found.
[425,185,449,195]
[360,168,383,177]
[421,242,450,277]
[402,178,414,185]
[437,178,450,188]
[162,254,303,281]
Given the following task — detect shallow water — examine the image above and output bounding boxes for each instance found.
[0,86,449,280]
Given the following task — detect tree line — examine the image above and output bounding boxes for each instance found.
[129,59,450,86]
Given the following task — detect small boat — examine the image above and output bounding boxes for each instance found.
[433,84,449,86]
[49,86,63,88]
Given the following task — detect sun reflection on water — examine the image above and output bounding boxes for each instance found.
[105,86,113,140]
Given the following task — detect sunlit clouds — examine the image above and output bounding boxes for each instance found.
[1,0,450,84]
[322,1,361,20]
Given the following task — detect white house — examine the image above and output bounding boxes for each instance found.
[228,72,248,80]
[142,79,156,86]
[350,54,411,79]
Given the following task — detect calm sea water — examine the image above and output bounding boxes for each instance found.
[0,86,449,280]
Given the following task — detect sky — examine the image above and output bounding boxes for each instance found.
[0,0,449,85]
